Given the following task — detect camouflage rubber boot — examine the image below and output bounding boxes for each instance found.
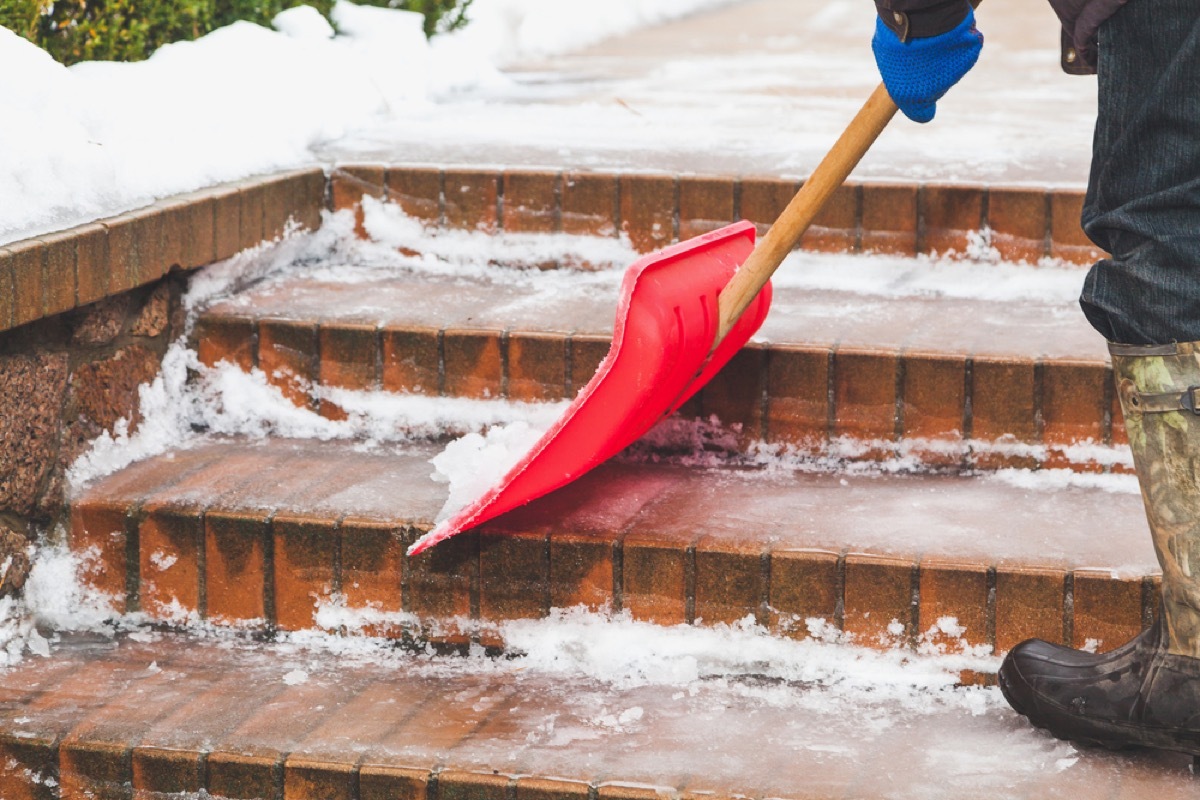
[998,341,1200,756]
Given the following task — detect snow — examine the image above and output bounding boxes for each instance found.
[0,0,737,244]
[428,414,566,524]
[272,5,336,40]
[770,241,1089,303]
[282,668,311,685]
[447,0,737,63]
[329,0,1097,184]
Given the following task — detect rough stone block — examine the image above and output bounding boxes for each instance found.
[0,354,68,516]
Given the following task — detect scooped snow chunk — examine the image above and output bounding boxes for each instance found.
[410,401,567,555]
[428,417,558,521]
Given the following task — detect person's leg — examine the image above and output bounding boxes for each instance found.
[999,1,1200,755]
[1078,0,1200,346]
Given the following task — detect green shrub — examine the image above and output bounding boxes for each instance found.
[0,0,44,42]
[34,0,213,65]
[0,0,473,65]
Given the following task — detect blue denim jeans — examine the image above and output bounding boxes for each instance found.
[1078,0,1200,346]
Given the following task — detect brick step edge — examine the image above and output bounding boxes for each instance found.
[0,167,325,336]
[195,312,1130,474]
[1,744,680,800]
[71,502,1158,661]
[332,164,1106,265]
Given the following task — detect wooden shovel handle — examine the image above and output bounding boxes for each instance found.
[714,82,899,347]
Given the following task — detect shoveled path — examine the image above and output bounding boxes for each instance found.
[324,0,1097,186]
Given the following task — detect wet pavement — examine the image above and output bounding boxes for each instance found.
[322,0,1097,187]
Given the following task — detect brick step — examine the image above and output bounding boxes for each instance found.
[70,437,1156,657]
[1,631,1196,800]
[196,264,1126,472]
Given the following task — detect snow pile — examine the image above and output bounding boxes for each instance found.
[358,196,633,275]
[276,604,1000,719]
[771,244,1089,302]
[0,0,734,244]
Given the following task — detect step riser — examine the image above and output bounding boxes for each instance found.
[70,501,1156,660]
[0,746,705,800]
[334,166,1106,265]
[196,316,1129,473]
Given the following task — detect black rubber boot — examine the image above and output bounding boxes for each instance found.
[998,618,1200,755]
[999,341,1200,755]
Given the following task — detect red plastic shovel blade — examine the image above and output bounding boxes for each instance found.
[409,221,772,556]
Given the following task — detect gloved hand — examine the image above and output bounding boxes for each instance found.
[872,7,983,123]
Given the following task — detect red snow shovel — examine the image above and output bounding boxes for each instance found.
[409,83,899,556]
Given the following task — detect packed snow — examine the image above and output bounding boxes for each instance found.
[0,0,738,244]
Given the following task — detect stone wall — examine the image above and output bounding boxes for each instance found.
[0,277,184,592]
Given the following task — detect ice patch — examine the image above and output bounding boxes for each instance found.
[313,596,419,635]
[283,669,310,685]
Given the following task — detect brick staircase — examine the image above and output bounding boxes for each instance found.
[6,167,1198,797]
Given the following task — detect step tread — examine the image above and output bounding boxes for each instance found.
[71,437,1152,573]
[1,632,1195,800]
[202,264,1108,363]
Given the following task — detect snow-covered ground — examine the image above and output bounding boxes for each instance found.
[2,0,1094,246]
[0,0,739,245]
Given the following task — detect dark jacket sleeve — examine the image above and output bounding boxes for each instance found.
[874,0,972,42]
[1047,0,1128,74]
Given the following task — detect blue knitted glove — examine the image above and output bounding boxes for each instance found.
[872,8,983,123]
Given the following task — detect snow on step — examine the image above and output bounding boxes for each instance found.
[70,437,1155,654]
[0,625,1196,800]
